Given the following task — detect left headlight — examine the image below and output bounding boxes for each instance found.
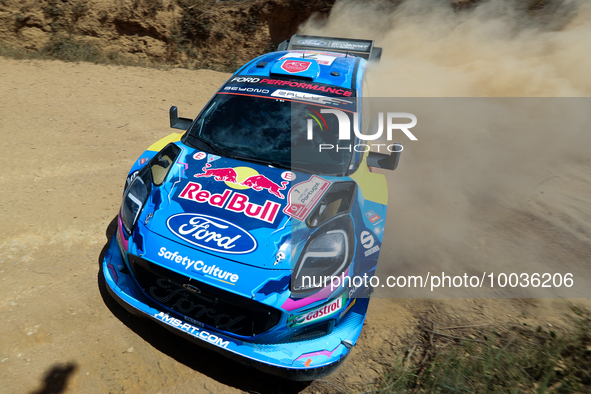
[120,168,151,235]
[120,143,181,235]
[291,215,354,295]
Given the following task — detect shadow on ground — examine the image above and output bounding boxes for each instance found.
[96,216,310,394]
[30,362,78,394]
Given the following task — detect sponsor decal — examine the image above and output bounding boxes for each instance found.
[195,164,239,183]
[230,77,261,83]
[274,251,286,265]
[284,175,331,221]
[167,213,257,254]
[267,81,353,97]
[157,246,240,283]
[329,41,371,51]
[360,231,380,257]
[280,53,337,66]
[154,312,230,349]
[364,245,380,257]
[281,171,295,181]
[178,181,282,224]
[194,164,288,199]
[207,154,220,163]
[365,210,382,224]
[271,90,352,107]
[348,283,359,298]
[281,60,312,74]
[223,86,270,94]
[225,78,354,98]
[240,175,288,199]
[360,231,374,248]
[193,152,207,160]
[288,296,345,327]
[296,39,327,47]
[140,157,148,165]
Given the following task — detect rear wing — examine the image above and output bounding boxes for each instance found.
[278,34,382,62]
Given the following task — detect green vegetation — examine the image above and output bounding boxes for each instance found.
[42,34,101,63]
[377,308,591,393]
[0,36,151,67]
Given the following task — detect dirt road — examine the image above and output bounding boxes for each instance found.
[1,57,590,394]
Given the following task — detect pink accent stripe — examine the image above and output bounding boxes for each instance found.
[281,268,350,311]
[295,345,340,361]
[118,216,129,250]
[107,261,118,285]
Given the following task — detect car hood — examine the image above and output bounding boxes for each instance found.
[145,149,299,269]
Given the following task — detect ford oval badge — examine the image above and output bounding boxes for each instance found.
[167,213,257,254]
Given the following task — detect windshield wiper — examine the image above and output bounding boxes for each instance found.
[289,160,331,175]
[232,155,291,170]
[188,135,234,158]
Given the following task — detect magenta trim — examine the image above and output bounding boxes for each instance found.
[295,344,340,361]
[281,268,349,311]
[118,215,129,250]
[107,261,119,284]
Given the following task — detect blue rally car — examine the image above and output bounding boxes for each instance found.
[101,34,401,380]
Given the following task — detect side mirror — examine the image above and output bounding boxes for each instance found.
[367,146,402,171]
[169,106,194,130]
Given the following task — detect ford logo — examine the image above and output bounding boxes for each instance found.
[298,39,327,46]
[167,213,257,254]
[183,283,201,293]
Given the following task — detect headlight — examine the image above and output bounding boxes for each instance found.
[120,143,181,235]
[291,216,354,295]
[306,182,355,228]
[120,169,151,235]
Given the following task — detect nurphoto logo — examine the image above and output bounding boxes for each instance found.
[306,109,417,152]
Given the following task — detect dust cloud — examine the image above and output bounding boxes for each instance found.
[301,0,591,97]
[300,0,591,297]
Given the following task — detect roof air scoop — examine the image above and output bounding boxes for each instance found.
[269,58,321,80]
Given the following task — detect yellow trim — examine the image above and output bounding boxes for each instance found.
[340,298,357,319]
[349,154,388,205]
[147,133,182,152]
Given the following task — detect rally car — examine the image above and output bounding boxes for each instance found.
[101,34,400,380]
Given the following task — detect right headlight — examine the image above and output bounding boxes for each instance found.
[291,215,354,296]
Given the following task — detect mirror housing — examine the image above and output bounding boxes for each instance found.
[367,146,402,171]
[169,106,193,130]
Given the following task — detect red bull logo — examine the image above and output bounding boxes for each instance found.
[194,164,238,183]
[240,175,289,199]
[178,182,281,224]
[194,164,289,199]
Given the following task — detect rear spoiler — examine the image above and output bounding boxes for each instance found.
[278,34,382,62]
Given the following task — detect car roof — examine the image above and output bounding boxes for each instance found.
[234,50,366,91]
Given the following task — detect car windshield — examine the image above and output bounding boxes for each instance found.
[186,93,353,176]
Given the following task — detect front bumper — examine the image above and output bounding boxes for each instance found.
[101,233,367,380]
